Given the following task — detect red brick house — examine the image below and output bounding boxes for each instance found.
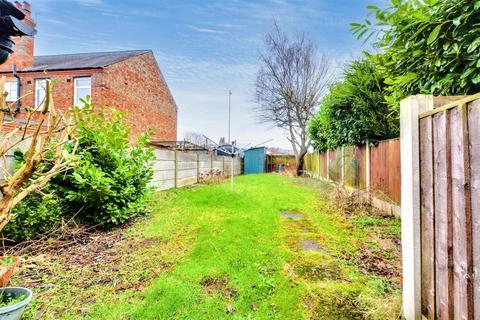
[0,2,177,141]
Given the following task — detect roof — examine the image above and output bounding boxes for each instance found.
[245,147,266,152]
[20,50,151,72]
[149,140,208,152]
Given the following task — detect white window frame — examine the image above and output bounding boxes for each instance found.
[74,77,91,106]
[35,79,48,108]
[4,81,18,102]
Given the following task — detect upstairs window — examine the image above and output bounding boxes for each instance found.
[74,77,91,106]
[4,81,18,102]
[35,79,48,108]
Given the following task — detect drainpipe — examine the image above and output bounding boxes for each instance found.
[13,64,21,114]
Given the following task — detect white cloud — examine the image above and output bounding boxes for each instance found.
[75,0,104,6]
[187,25,229,35]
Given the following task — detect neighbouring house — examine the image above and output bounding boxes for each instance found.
[0,1,177,141]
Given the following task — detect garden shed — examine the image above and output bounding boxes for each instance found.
[244,147,296,174]
[243,147,268,174]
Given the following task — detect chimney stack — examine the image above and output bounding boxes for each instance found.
[0,1,36,72]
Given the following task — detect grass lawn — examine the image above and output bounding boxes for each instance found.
[14,174,401,319]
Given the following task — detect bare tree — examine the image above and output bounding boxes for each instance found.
[184,131,207,147]
[255,22,332,176]
[0,78,79,231]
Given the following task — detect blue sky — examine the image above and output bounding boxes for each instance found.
[29,0,385,149]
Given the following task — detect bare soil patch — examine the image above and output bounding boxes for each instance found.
[3,222,178,319]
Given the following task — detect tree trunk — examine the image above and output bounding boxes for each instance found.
[295,152,306,177]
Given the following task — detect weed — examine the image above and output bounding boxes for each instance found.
[11,175,400,319]
[291,255,343,281]
[305,284,367,320]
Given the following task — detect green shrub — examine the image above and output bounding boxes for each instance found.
[7,100,155,239]
[4,192,63,241]
[308,59,398,151]
[352,0,480,107]
[52,102,155,227]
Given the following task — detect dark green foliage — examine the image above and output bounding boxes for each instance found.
[53,105,155,227]
[352,0,480,106]
[308,59,398,151]
[8,102,156,240]
[4,192,63,241]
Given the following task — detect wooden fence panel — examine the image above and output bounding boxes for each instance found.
[311,152,319,178]
[420,116,436,319]
[344,145,366,189]
[303,141,399,205]
[433,111,453,320]
[370,139,401,204]
[328,149,341,183]
[416,96,480,320]
[319,152,328,179]
[450,106,473,319]
[469,101,480,317]
[304,154,312,176]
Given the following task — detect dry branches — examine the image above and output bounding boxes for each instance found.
[255,21,333,175]
[0,76,78,231]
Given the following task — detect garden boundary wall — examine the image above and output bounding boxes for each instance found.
[303,138,401,217]
[151,149,242,191]
[0,133,32,183]
[0,143,242,192]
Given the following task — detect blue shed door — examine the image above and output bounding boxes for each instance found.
[244,148,265,174]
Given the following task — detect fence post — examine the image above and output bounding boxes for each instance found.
[326,150,330,181]
[222,157,225,176]
[196,153,200,183]
[366,141,371,192]
[317,151,321,178]
[401,95,434,320]
[174,150,178,188]
[341,146,345,186]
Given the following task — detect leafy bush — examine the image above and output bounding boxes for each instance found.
[4,192,63,241]
[352,0,480,106]
[50,103,155,227]
[308,59,398,151]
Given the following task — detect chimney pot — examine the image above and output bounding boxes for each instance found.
[23,1,31,12]
[14,1,22,10]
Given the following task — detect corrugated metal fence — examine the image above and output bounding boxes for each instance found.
[304,138,401,207]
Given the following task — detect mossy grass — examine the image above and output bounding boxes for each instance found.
[14,174,400,319]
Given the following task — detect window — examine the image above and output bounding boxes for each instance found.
[74,77,91,106]
[4,81,18,102]
[35,79,48,108]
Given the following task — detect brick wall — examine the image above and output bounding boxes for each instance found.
[1,53,177,141]
[1,70,103,110]
[0,1,36,72]
[99,52,177,141]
